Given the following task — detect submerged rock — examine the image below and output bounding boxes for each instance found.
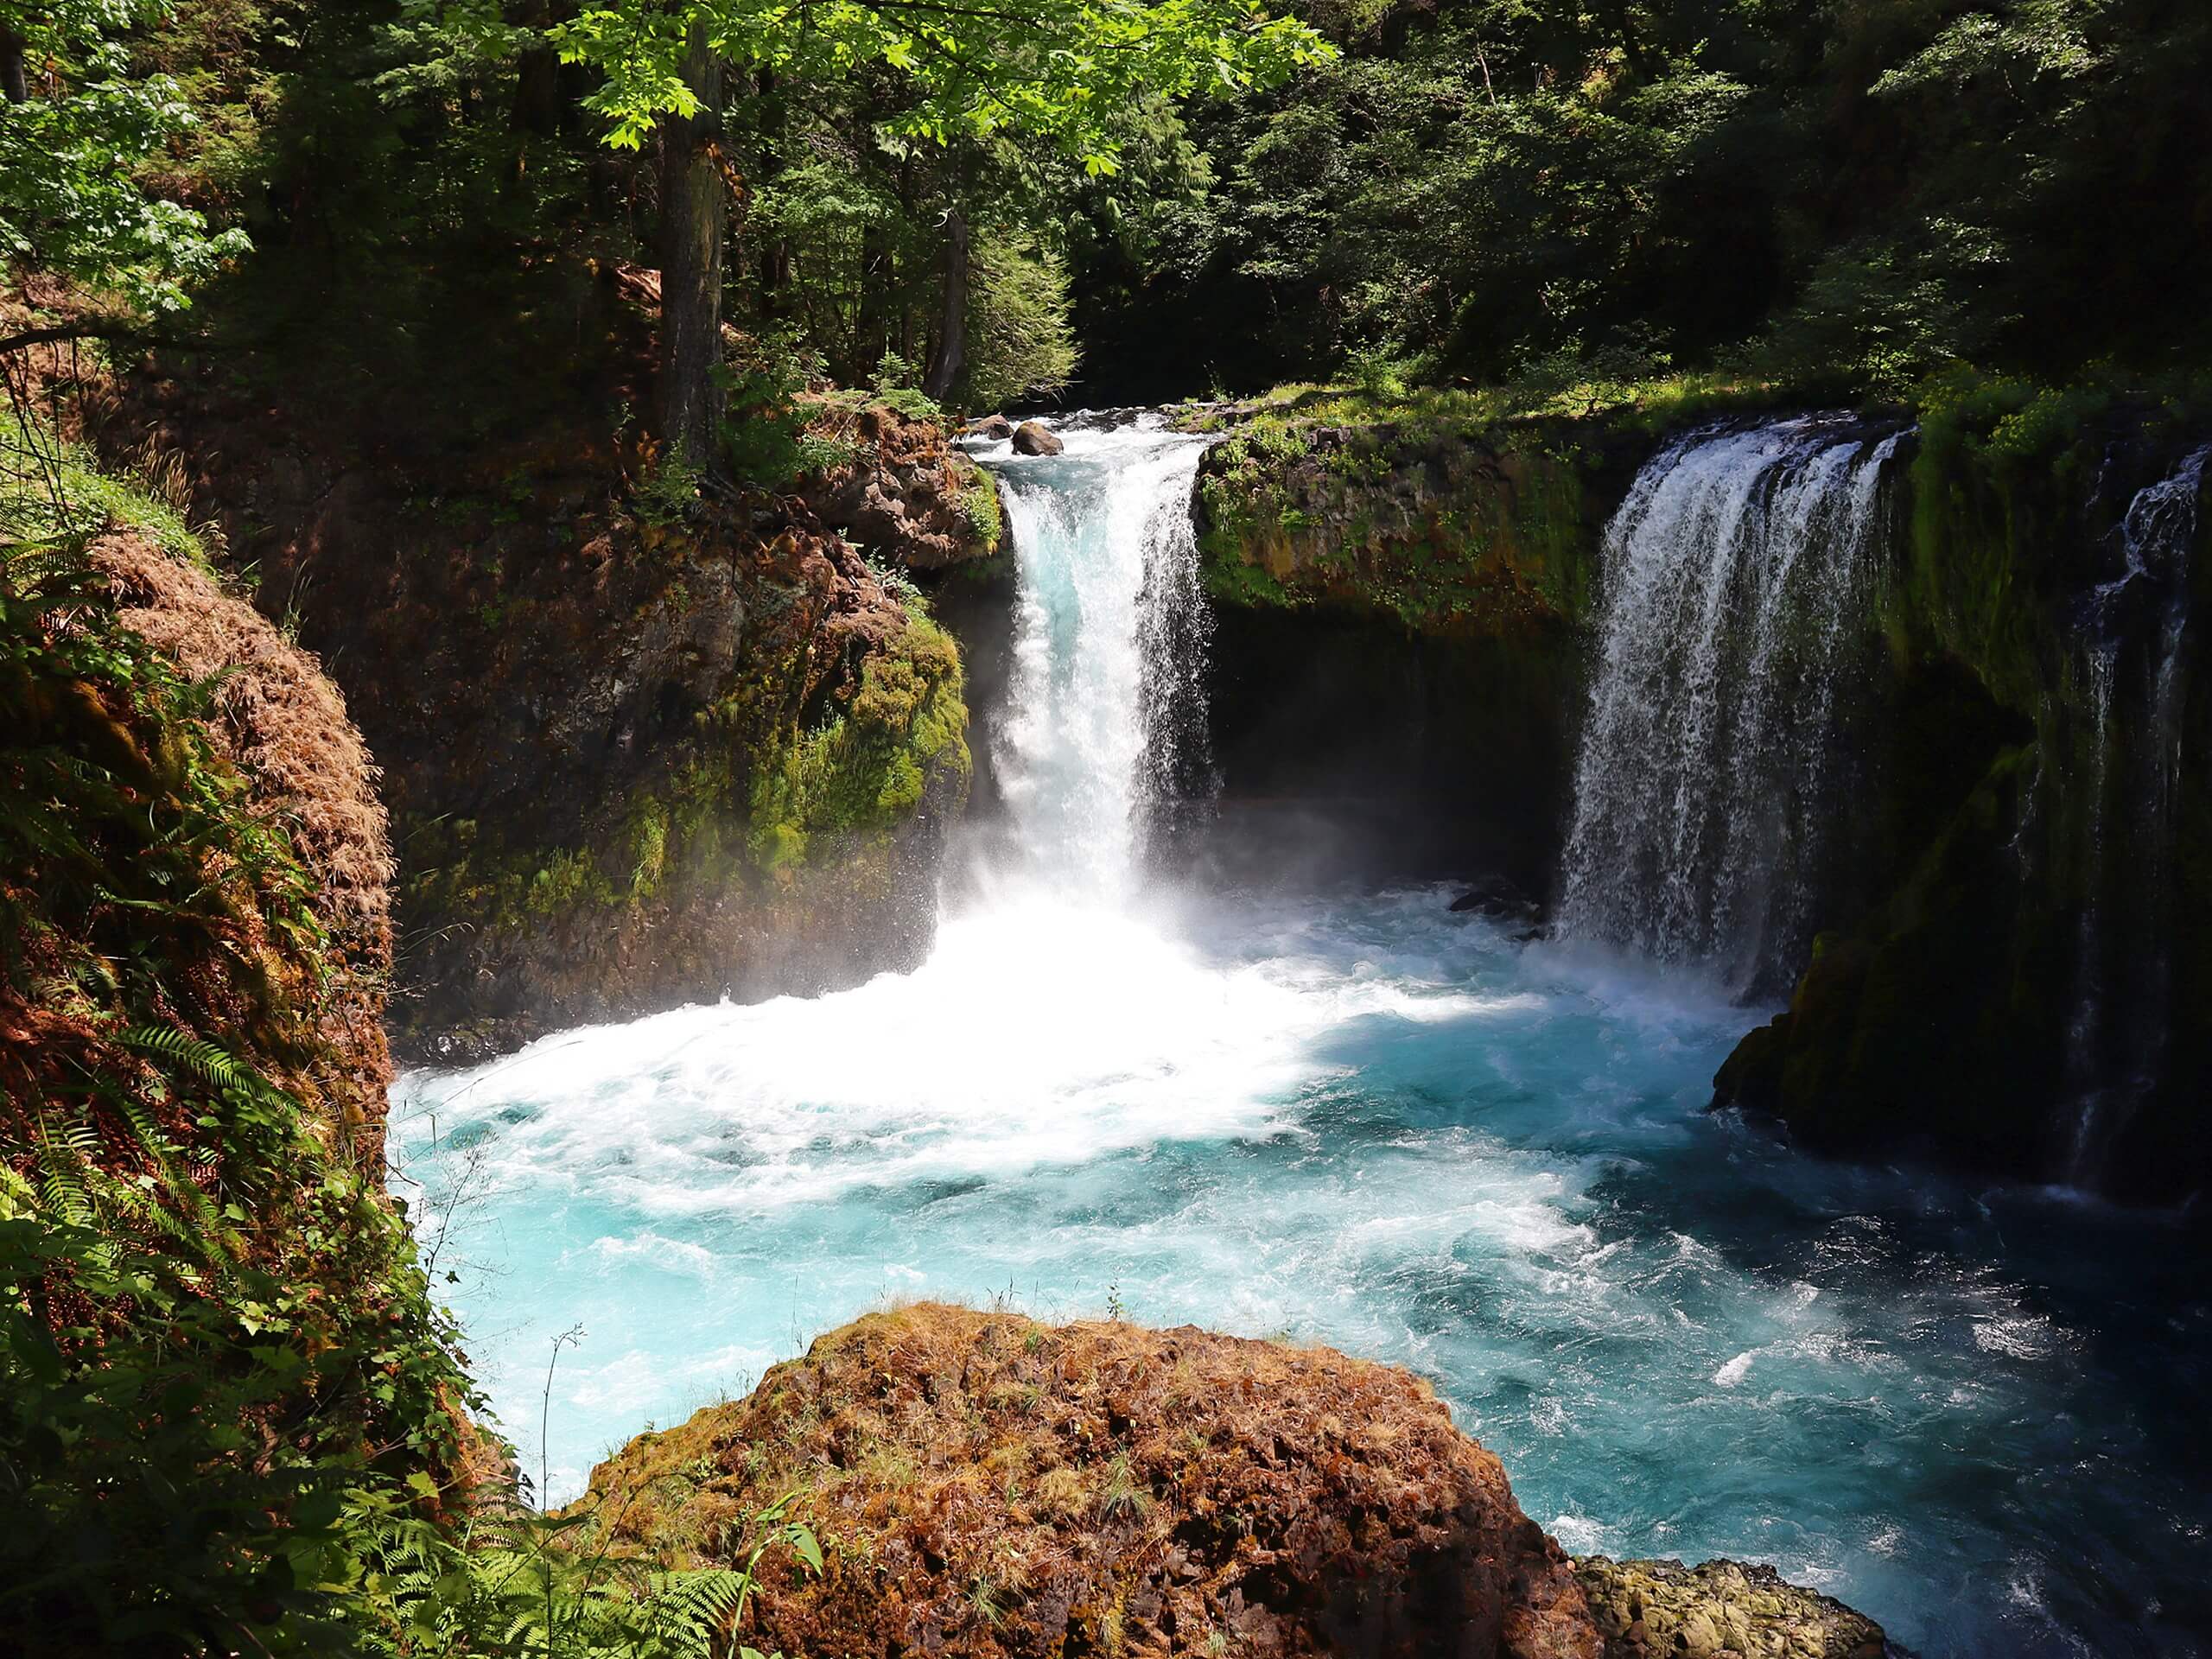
[1574,1557,1885,1659]
[1013,419,1065,455]
[584,1303,1604,1658]
[1450,875,1543,923]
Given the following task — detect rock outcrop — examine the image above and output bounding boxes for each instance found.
[1713,412,2212,1203]
[804,399,1003,571]
[582,1304,1605,1659]
[1575,1558,1885,1659]
[1190,414,1635,899]
[111,272,982,1062]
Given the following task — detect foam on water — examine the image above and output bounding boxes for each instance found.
[391,886,2210,1658]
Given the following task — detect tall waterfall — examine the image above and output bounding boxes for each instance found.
[2064,442,2208,1181]
[1557,419,1905,993]
[979,416,1215,899]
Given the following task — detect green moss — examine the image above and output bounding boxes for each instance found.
[956,458,1004,557]
[1193,420,1596,639]
[747,603,970,872]
[2,412,211,567]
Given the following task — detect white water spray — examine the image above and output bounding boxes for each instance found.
[1557,419,1904,993]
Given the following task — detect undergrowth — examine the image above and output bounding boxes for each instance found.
[0,430,818,1653]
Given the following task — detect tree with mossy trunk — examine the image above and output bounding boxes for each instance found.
[555,0,1331,467]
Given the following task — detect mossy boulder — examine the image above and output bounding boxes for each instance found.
[1191,420,1623,641]
[1574,1558,1885,1659]
[582,1303,1605,1659]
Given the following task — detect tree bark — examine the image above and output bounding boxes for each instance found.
[753,68,792,321]
[1,28,27,105]
[922,205,969,403]
[658,22,726,470]
[857,220,893,378]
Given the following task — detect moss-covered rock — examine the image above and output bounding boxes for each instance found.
[581,1302,1605,1659]
[1192,418,1619,640]
[1715,386,2212,1201]
[1573,1557,1885,1659]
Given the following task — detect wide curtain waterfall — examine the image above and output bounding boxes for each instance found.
[1557,419,1906,993]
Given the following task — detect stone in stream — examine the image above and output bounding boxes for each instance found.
[1013,419,1065,455]
[1574,1556,1887,1658]
[968,413,1014,440]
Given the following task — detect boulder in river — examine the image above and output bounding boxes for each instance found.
[1574,1556,1886,1659]
[582,1303,1605,1658]
[1012,419,1065,455]
[968,413,1015,440]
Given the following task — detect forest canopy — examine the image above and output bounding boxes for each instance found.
[3,0,2208,450]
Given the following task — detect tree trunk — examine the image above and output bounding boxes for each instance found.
[659,22,726,470]
[922,205,969,403]
[857,220,893,379]
[754,68,791,321]
[1,29,27,104]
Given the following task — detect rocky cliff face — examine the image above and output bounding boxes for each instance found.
[1194,394,2210,1204]
[1717,405,2212,1203]
[1189,416,1636,896]
[111,289,993,1062]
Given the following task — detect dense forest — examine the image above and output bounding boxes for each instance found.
[5,0,2211,1653]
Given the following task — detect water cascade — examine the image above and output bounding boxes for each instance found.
[1557,419,1906,993]
[2064,442,2209,1181]
[391,416,2209,1657]
[983,417,1215,895]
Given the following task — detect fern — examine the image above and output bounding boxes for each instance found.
[119,1025,283,1103]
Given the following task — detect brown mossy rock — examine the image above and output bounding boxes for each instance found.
[804,400,1001,569]
[1574,1557,1885,1659]
[1013,419,1065,455]
[86,529,395,1166]
[583,1303,1602,1659]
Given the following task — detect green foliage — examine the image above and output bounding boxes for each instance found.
[720,335,853,492]
[867,351,942,424]
[1,412,208,563]
[343,1485,821,1657]
[0,0,249,319]
[635,450,704,529]
[959,233,1080,411]
[1077,0,2212,403]
[553,0,1330,167]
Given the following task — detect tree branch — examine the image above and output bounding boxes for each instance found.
[0,320,207,357]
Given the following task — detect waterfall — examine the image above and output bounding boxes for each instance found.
[1557,418,1905,993]
[2064,442,2208,1182]
[975,416,1215,899]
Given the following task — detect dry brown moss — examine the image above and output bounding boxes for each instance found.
[86,528,395,1162]
[582,1302,1600,1659]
